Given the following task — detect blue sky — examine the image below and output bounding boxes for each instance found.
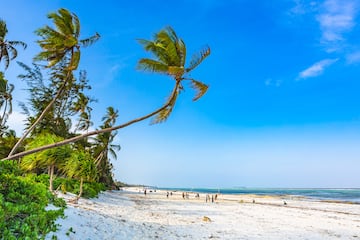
[1,0,360,188]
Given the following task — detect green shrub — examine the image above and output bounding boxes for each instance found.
[0,161,64,239]
[52,177,106,198]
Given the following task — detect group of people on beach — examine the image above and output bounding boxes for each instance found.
[178,192,218,203]
[205,194,218,203]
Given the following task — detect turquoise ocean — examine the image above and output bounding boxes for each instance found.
[159,188,360,203]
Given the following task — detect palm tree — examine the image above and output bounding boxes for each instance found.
[0,72,14,134]
[8,8,100,157]
[0,19,27,70]
[61,150,98,201]
[93,107,120,186]
[137,26,210,123]
[4,26,210,161]
[72,92,93,132]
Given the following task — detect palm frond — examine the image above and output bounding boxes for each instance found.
[0,48,9,69]
[137,58,168,74]
[7,45,17,60]
[152,89,179,124]
[80,32,100,47]
[137,38,170,64]
[177,39,186,66]
[0,19,7,38]
[48,11,71,37]
[8,41,27,49]
[58,8,75,36]
[186,46,210,73]
[69,50,80,70]
[188,78,209,101]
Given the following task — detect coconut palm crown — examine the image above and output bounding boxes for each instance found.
[0,19,27,70]
[137,26,210,124]
[34,8,100,70]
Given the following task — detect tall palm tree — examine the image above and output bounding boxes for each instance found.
[93,107,120,186]
[137,26,210,123]
[4,26,210,161]
[0,72,14,134]
[8,8,100,157]
[0,19,27,70]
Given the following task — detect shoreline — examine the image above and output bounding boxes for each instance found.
[47,187,360,239]
[139,186,360,205]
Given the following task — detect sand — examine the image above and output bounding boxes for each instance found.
[46,188,360,239]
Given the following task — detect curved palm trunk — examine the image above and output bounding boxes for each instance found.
[48,164,55,192]
[3,81,180,161]
[7,76,69,157]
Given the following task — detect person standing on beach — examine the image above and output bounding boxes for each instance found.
[144,189,147,195]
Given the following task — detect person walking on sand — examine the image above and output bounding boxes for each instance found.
[182,192,185,199]
[144,189,147,195]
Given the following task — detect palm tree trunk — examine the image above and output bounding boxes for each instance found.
[7,76,69,157]
[3,81,180,161]
[0,100,8,128]
[49,164,55,192]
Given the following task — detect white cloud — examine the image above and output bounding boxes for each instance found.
[317,0,358,50]
[289,0,318,15]
[6,110,27,136]
[346,51,360,64]
[97,63,125,88]
[265,78,282,87]
[298,58,338,79]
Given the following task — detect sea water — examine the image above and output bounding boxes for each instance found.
[159,187,360,203]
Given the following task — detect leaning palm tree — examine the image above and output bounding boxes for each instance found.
[4,26,210,161]
[0,19,27,70]
[8,8,100,157]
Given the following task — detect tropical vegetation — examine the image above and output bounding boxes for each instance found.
[0,7,210,239]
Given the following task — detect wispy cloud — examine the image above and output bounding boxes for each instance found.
[346,51,360,64]
[317,0,358,51]
[298,58,338,79]
[265,78,282,87]
[289,0,318,15]
[97,63,125,88]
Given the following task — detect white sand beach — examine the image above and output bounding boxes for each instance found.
[47,188,360,239]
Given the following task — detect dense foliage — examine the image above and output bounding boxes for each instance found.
[0,161,65,239]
